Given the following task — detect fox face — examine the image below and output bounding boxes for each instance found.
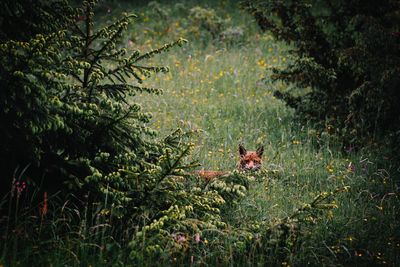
[238,144,263,171]
[194,144,264,181]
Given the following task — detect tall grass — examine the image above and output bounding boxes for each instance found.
[1,0,399,266]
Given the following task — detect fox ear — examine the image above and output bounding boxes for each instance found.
[256,146,264,157]
[239,144,247,157]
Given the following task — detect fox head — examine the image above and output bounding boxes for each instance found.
[238,144,264,171]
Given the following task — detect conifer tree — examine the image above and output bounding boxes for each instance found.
[0,0,74,41]
[0,0,187,197]
[242,0,400,150]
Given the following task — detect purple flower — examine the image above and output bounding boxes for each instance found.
[172,233,187,243]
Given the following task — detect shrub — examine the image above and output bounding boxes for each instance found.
[189,6,225,39]
[128,170,347,266]
[242,0,400,152]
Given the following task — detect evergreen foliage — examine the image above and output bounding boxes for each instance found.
[0,0,187,195]
[242,0,400,150]
[0,0,74,41]
[128,170,348,265]
[189,6,225,39]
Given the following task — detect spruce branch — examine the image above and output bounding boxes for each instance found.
[287,186,350,221]
[133,38,188,62]
[82,1,93,91]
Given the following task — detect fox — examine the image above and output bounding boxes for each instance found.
[237,144,264,171]
[194,144,264,181]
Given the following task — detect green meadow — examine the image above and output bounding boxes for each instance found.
[123,1,399,265]
[1,0,399,266]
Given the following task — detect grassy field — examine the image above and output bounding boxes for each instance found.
[1,0,399,266]
[112,1,399,265]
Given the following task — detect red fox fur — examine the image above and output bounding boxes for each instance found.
[194,144,264,181]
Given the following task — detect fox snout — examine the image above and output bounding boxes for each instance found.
[244,159,256,170]
[238,144,264,171]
